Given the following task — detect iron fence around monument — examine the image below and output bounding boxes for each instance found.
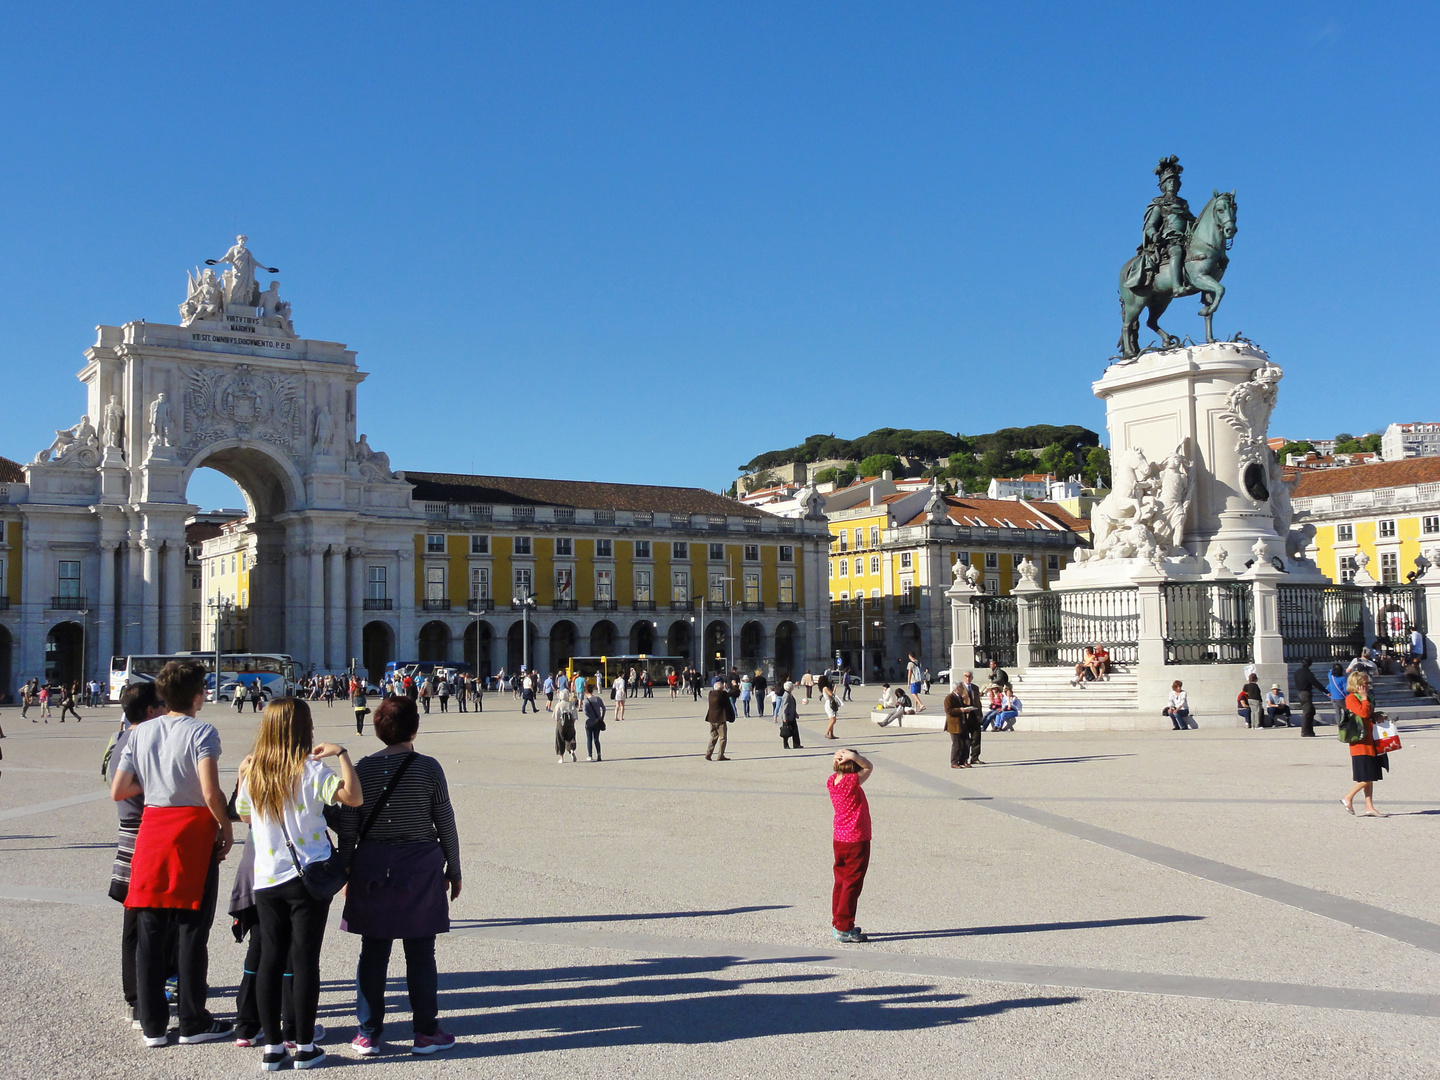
[1366,584,1427,642]
[973,595,1018,667]
[1162,582,1253,664]
[1029,587,1140,667]
[1277,583,1364,663]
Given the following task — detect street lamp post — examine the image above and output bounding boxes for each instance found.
[512,589,537,672]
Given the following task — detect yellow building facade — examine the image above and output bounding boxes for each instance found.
[1293,458,1440,586]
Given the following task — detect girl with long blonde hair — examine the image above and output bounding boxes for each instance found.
[236,697,362,1070]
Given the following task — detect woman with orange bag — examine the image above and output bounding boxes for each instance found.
[1341,670,1388,818]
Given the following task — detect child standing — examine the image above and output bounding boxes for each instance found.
[827,749,873,943]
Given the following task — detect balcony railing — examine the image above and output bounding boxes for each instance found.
[553,507,576,523]
[363,598,393,610]
[632,599,656,611]
[467,597,495,612]
[552,598,577,611]
[776,601,798,612]
[741,601,765,612]
[593,509,616,526]
[0,596,8,610]
[511,506,536,523]
[669,599,693,611]
[50,595,87,610]
[593,599,617,611]
[423,598,451,611]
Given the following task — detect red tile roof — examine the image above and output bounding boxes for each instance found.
[1291,457,1440,497]
[901,496,1078,532]
[0,456,23,483]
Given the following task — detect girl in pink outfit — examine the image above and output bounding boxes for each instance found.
[827,749,873,943]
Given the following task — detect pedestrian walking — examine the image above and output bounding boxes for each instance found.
[801,670,815,704]
[351,679,369,735]
[822,681,841,739]
[1294,658,1322,736]
[555,690,578,763]
[234,697,363,1070]
[612,674,627,721]
[60,681,83,722]
[1340,670,1390,817]
[336,694,462,1057]
[704,677,735,761]
[739,672,753,717]
[109,659,234,1047]
[778,683,803,749]
[583,683,606,761]
[1326,662,1348,727]
[828,748,873,943]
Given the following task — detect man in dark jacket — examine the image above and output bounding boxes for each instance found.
[944,674,983,768]
[704,678,736,761]
[1292,659,1323,737]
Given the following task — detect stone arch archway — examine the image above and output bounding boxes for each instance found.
[629,619,656,656]
[362,621,394,684]
[550,621,578,669]
[667,619,692,660]
[590,620,618,658]
[740,621,765,674]
[0,624,11,700]
[463,621,494,678]
[182,440,305,521]
[418,620,450,662]
[774,621,798,681]
[45,621,84,686]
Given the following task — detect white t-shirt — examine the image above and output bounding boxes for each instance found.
[613,677,626,700]
[235,759,341,889]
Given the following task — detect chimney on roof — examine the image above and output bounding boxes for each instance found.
[882,469,893,482]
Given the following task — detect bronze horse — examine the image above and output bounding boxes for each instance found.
[1118,190,1237,358]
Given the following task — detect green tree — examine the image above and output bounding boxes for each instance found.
[857,453,899,477]
[836,464,858,487]
[744,470,777,492]
[1360,433,1383,453]
[1083,447,1111,488]
[812,466,838,485]
[1276,441,1314,459]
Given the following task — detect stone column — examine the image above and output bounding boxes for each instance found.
[346,548,365,672]
[396,549,416,662]
[1012,570,1044,671]
[123,540,145,655]
[19,538,46,682]
[1422,573,1440,684]
[1244,562,1287,671]
[308,546,326,672]
[945,575,979,683]
[284,542,307,661]
[96,541,117,667]
[327,545,346,670]
[141,538,161,654]
[162,541,186,653]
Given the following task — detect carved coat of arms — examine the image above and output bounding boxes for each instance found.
[183,364,300,453]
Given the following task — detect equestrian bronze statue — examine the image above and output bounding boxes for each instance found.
[1118,156,1237,358]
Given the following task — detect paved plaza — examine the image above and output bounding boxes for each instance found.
[1,689,1438,1078]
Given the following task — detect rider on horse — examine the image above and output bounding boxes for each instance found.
[1138,155,1195,294]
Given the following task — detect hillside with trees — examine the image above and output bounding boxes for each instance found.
[740,425,1108,492]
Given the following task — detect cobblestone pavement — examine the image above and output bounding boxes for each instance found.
[1,690,1437,1078]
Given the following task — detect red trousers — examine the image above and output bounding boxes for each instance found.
[831,840,871,931]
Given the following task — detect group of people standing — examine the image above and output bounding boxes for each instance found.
[18,677,86,722]
[106,659,462,1067]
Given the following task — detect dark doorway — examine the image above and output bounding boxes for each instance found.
[418,620,450,662]
[506,621,526,672]
[463,621,494,678]
[590,620,617,658]
[0,624,13,701]
[704,620,728,674]
[45,622,84,687]
[550,621,577,670]
[667,620,692,660]
[740,621,765,674]
[362,621,394,684]
[629,620,656,655]
[774,621,797,681]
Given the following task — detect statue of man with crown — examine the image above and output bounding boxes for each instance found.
[1137,156,1196,294]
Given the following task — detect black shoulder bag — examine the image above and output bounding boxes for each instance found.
[279,813,348,902]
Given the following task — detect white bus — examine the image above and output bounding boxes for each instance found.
[109,652,297,703]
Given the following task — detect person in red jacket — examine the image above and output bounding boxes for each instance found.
[1341,670,1388,817]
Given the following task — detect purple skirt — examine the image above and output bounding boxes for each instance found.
[341,840,450,939]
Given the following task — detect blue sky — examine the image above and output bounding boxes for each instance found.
[0,2,1434,510]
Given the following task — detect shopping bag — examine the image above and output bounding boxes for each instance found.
[1372,719,1401,754]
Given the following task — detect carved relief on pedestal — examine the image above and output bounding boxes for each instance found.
[34,414,100,468]
[1219,362,1282,503]
[1079,438,1195,563]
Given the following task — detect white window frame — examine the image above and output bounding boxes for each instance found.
[554,537,573,557]
[672,541,688,559]
[514,567,533,592]
[596,568,612,600]
[839,559,848,577]
[744,544,759,562]
[708,542,725,561]
[1380,551,1399,584]
[367,565,388,600]
[1336,523,1354,542]
[514,536,533,556]
[984,552,998,569]
[58,559,81,598]
[870,555,880,574]
[635,569,652,602]
[554,566,571,600]
[778,545,794,562]
[1423,515,1440,535]
[425,566,446,601]
[595,539,613,558]
[635,540,651,559]
[1379,520,1397,539]
[425,533,446,554]
[779,572,794,604]
[744,572,759,604]
[471,566,490,599]
[900,552,913,570]
[672,570,689,601]
[470,534,489,554]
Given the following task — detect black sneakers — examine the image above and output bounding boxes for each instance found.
[293,1048,328,1069]
[178,1018,234,1044]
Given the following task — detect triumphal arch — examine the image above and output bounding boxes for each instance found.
[18,236,423,679]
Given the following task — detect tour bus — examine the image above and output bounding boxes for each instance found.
[564,655,684,689]
[109,652,297,703]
